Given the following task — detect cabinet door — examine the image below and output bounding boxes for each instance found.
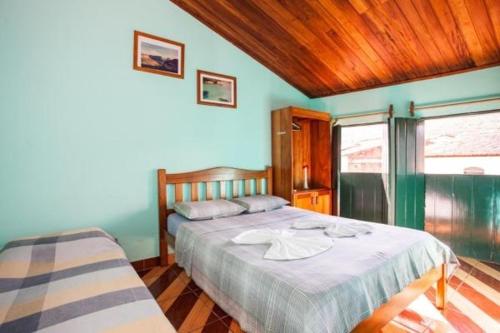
[294,193,315,211]
[315,193,331,214]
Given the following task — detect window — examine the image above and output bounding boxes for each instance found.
[340,123,388,173]
[424,112,500,175]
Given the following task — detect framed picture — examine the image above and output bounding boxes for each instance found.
[197,70,237,108]
[133,31,184,78]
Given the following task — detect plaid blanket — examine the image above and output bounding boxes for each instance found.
[0,228,174,333]
[176,207,458,333]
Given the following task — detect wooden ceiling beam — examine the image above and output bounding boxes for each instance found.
[364,1,439,77]
[212,0,346,94]
[311,1,394,83]
[265,0,379,88]
[411,0,467,69]
[170,0,500,97]
[465,0,500,62]
[319,0,413,81]
[173,0,322,95]
[223,0,350,93]
[484,0,500,47]
[396,0,451,71]
[448,0,488,65]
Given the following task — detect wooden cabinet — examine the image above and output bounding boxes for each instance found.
[272,106,333,215]
[294,191,316,211]
[293,189,331,214]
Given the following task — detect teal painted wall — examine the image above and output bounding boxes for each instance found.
[0,0,309,260]
[1,0,499,261]
[309,66,500,116]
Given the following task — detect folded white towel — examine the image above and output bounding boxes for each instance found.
[324,222,374,237]
[292,219,374,238]
[231,228,333,260]
[292,220,331,230]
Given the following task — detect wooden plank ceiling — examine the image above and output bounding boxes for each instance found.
[171,0,500,98]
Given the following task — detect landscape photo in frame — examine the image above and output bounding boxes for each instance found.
[133,31,184,78]
[197,70,237,108]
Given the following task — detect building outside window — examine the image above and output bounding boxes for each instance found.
[424,112,500,175]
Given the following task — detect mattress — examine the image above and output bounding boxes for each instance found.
[0,227,174,333]
[167,213,190,237]
[175,206,458,333]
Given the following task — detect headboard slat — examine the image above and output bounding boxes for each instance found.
[191,183,198,201]
[233,180,239,198]
[206,182,213,200]
[175,184,183,203]
[220,181,226,199]
[158,166,272,266]
[245,179,251,196]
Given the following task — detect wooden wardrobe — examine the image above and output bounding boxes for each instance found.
[271,106,332,215]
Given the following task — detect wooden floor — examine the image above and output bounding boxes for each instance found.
[139,256,500,333]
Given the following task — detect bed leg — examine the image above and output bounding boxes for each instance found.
[160,230,169,267]
[436,264,447,310]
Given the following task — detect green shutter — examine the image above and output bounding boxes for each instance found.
[394,118,425,230]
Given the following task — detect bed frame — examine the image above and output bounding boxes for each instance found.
[157,166,447,331]
[157,166,273,266]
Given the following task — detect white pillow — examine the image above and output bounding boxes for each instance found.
[174,199,246,220]
[232,195,289,213]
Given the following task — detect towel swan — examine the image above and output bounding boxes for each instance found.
[231,229,333,260]
[292,219,374,238]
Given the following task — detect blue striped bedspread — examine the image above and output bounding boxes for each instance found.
[0,227,174,333]
[175,206,458,333]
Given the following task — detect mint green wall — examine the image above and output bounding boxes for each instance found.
[0,0,309,260]
[309,66,500,116]
[2,0,499,261]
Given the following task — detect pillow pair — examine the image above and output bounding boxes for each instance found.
[232,195,289,213]
[174,195,289,221]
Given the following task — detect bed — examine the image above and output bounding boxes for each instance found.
[0,227,174,333]
[157,167,457,333]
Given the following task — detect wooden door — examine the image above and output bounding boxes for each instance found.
[315,192,331,215]
[271,109,293,202]
[332,125,340,215]
[294,191,331,214]
[293,192,315,211]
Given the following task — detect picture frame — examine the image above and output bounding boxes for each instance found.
[133,30,185,78]
[197,70,237,108]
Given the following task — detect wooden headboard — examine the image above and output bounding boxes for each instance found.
[157,166,273,265]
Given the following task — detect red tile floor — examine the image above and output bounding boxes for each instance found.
[139,256,499,332]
